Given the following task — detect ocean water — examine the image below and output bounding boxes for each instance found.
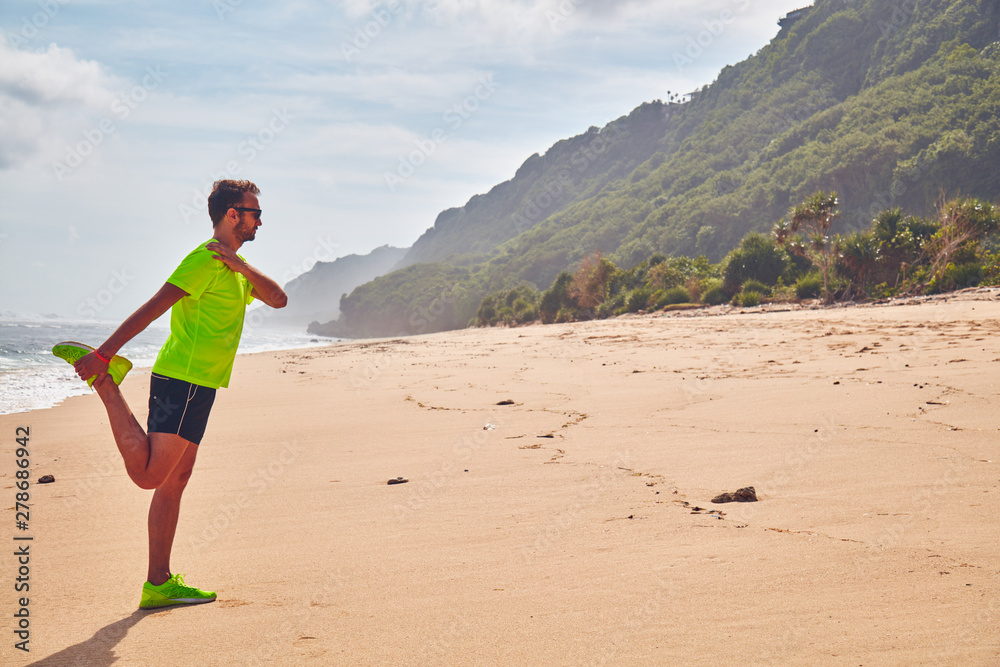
[0,313,333,414]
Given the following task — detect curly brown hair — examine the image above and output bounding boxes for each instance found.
[208,179,261,227]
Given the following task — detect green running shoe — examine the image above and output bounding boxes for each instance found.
[140,573,217,609]
[52,341,133,387]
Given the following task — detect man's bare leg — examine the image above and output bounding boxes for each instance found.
[147,440,198,585]
[92,374,190,489]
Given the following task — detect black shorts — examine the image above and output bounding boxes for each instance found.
[147,373,217,445]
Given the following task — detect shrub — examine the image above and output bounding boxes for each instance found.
[474,284,540,326]
[950,261,983,289]
[684,276,702,302]
[596,293,626,318]
[795,273,822,299]
[511,296,536,319]
[923,197,999,290]
[476,302,496,324]
[701,284,727,305]
[540,272,573,324]
[868,282,896,300]
[722,232,789,292]
[740,279,771,297]
[625,288,652,313]
[736,290,762,307]
[569,253,617,311]
[654,286,691,309]
[517,305,538,322]
[555,306,578,323]
[930,261,982,293]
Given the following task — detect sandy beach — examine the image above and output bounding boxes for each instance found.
[2,292,999,666]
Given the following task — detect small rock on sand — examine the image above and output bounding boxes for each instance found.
[711,486,757,503]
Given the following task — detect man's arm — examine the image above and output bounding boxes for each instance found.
[206,242,288,309]
[73,283,188,380]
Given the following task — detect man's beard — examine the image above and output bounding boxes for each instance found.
[236,220,257,242]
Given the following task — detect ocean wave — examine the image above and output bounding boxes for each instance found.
[0,317,330,414]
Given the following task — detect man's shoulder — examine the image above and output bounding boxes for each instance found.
[166,239,223,293]
[175,239,219,266]
[188,238,217,255]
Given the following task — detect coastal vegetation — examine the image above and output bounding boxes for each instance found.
[308,0,1000,339]
[472,194,1000,327]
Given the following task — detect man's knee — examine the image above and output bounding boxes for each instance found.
[145,433,196,490]
[167,464,195,490]
[135,465,192,491]
[134,472,166,490]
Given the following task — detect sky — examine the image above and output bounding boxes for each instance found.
[0,0,811,321]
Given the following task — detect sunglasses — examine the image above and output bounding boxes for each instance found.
[232,206,262,220]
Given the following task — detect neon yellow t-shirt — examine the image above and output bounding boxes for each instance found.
[152,239,254,389]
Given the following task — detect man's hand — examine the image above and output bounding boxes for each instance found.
[206,242,247,274]
[206,241,287,308]
[74,353,108,383]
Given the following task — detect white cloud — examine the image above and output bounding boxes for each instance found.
[0,41,112,106]
[0,37,119,169]
[334,0,667,54]
[278,67,491,112]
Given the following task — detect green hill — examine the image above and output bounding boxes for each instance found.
[311,0,1000,338]
[268,245,407,329]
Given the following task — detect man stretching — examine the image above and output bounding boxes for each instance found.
[58,179,287,609]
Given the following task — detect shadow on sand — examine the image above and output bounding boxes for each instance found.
[26,606,185,666]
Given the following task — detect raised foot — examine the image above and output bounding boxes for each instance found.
[52,341,133,387]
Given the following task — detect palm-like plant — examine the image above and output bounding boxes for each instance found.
[837,231,879,299]
[774,191,841,302]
